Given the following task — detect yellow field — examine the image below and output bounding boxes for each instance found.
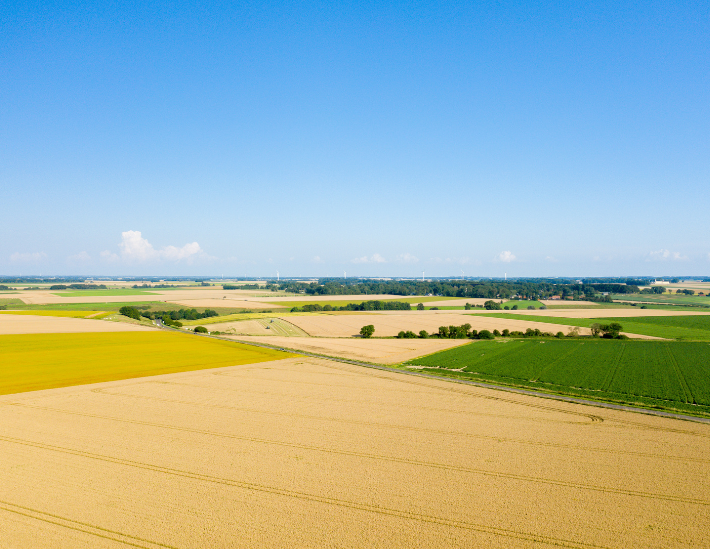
[0,332,294,395]
[0,310,109,318]
[0,356,708,547]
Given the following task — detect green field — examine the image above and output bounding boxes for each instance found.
[0,332,295,396]
[478,313,710,340]
[405,339,710,416]
[612,294,710,307]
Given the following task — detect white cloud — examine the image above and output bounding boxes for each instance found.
[394,253,418,264]
[102,231,206,264]
[312,256,324,263]
[10,252,47,263]
[100,250,119,262]
[351,253,386,264]
[496,251,516,263]
[67,251,91,264]
[648,249,687,261]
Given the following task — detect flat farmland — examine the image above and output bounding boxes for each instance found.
[481,313,710,340]
[10,287,287,306]
[260,294,412,303]
[0,314,154,334]
[0,357,708,547]
[406,339,710,416]
[202,318,308,337]
[166,298,285,309]
[495,308,710,318]
[230,335,471,363]
[0,332,292,395]
[280,311,628,338]
[612,294,710,307]
[0,310,110,318]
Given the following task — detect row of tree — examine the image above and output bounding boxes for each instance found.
[291,300,412,313]
[50,284,108,290]
[273,279,646,301]
[366,323,628,340]
[119,306,218,323]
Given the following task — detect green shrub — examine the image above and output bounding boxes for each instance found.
[119,306,141,321]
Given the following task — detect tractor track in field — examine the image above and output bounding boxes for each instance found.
[0,431,696,549]
[154,321,710,427]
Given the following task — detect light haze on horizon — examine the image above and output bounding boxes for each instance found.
[1,1,708,278]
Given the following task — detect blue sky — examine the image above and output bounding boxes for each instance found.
[1,1,708,277]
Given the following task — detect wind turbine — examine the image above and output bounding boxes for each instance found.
[461,270,464,280]
[276,271,279,282]
[344,271,346,279]
[422,271,425,282]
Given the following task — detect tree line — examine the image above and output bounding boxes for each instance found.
[363,322,627,340]
[50,284,108,290]
[119,306,218,324]
[291,300,411,313]
[272,279,643,301]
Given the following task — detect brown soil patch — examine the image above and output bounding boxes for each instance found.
[230,336,471,363]
[0,358,708,547]
[0,315,155,334]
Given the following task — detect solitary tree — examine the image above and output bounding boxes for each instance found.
[417,303,425,311]
[360,325,375,338]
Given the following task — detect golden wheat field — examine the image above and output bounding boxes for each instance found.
[277,311,606,338]
[0,314,154,334]
[0,356,708,548]
[230,335,471,363]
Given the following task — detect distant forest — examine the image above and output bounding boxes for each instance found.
[272,279,646,300]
